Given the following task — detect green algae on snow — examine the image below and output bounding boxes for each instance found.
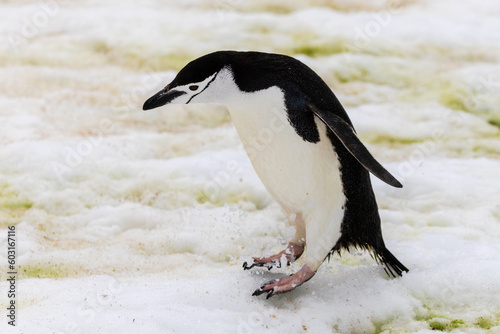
[0,185,33,228]
[19,263,70,279]
[415,305,500,332]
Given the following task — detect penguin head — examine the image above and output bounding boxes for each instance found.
[143,52,233,110]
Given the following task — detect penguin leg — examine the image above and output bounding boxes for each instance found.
[243,213,306,270]
[253,211,341,298]
[242,242,304,270]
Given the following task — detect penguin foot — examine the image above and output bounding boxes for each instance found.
[252,264,315,299]
[243,243,304,270]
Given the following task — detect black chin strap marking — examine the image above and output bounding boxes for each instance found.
[186,72,219,104]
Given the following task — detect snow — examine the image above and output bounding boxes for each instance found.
[1,0,500,333]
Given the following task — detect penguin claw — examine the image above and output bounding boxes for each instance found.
[252,288,264,297]
[243,260,275,271]
[251,284,280,299]
[252,281,279,298]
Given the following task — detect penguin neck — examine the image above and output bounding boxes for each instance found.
[225,86,287,150]
[212,68,287,144]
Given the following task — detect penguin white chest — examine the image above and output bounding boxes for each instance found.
[226,86,346,221]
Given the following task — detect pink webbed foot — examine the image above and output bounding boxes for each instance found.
[243,243,304,270]
[252,264,315,299]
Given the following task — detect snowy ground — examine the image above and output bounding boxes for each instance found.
[1,0,500,333]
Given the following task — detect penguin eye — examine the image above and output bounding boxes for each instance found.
[189,85,199,91]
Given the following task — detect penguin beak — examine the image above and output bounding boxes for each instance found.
[143,87,186,110]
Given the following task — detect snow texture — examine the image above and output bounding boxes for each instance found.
[1,0,500,333]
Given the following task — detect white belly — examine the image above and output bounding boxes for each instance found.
[226,87,346,226]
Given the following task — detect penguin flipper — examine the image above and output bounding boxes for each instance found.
[308,104,403,188]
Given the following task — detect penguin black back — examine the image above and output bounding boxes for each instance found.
[213,52,407,272]
[233,52,406,275]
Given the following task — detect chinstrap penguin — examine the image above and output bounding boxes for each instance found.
[143,51,408,298]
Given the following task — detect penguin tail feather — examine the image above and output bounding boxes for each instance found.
[374,247,409,278]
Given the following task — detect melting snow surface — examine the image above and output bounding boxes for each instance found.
[1,0,500,333]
